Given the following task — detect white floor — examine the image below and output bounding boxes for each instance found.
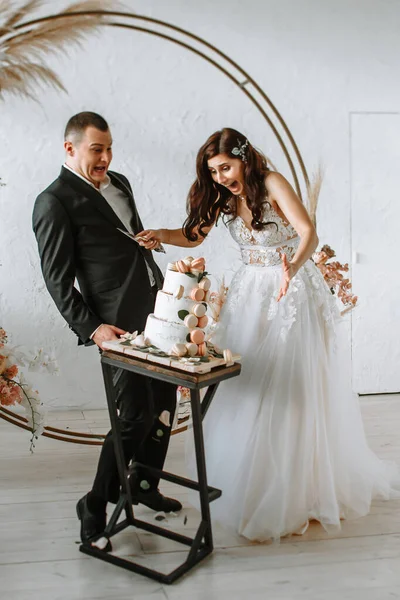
[1,395,400,600]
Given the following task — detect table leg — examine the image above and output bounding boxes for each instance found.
[201,382,219,420]
[190,388,213,550]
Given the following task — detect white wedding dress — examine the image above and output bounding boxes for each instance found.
[189,202,400,542]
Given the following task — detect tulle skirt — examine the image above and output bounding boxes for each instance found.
[187,260,400,542]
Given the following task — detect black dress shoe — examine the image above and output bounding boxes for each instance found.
[76,495,112,552]
[134,489,182,513]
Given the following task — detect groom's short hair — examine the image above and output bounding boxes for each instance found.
[64,112,109,142]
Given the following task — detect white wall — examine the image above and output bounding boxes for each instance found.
[1,0,399,408]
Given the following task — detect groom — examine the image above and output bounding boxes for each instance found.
[32,112,181,550]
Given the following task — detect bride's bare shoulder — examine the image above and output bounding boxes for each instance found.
[265,171,290,192]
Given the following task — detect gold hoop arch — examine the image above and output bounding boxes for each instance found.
[0,9,310,444]
[0,404,190,444]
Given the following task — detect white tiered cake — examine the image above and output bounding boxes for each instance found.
[102,256,238,373]
[144,256,212,357]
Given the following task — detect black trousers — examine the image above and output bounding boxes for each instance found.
[91,365,177,504]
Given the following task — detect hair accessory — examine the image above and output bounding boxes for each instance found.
[231,138,249,162]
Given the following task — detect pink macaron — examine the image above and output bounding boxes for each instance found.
[197,342,208,356]
[197,315,209,328]
[190,287,205,301]
[191,257,205,271]
[177,260,189,273]
[190,328,205,345]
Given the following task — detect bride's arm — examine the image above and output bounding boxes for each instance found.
[266,172,319,300]
[267,172,318,269]
[137,206,220,249]
[137,227,209,249]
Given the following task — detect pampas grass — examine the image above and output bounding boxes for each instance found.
[306,163,324,228]
[0,0,119,100]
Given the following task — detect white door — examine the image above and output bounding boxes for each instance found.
[351,112,400,394]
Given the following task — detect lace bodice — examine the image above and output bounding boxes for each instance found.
[228,202,300,266]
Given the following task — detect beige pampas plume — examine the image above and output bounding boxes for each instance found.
[306,164,324,229]
[208,275,229,323]
[0,0,122,100]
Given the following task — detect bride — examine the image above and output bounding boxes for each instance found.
[137,127,400,541]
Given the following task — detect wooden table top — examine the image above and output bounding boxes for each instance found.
[101,350,242,389]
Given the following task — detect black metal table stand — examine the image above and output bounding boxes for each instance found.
[79,350,241,584]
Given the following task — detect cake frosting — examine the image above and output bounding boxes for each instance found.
[144,256,212,356]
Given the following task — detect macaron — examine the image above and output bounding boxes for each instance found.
[198,278,211,291]
[190,328,205,345]
[190,287,205,301]
[192,303,207,317]
[183,256,194,266]
[184,314,198,329]
[191,257,205,271]
[168,262,178,272]
[223,348,233,366]
[177,260,189,273]
[185,342,198,356]
[197,315,209,328]
[197,342,208,356]
[170,343,187,357]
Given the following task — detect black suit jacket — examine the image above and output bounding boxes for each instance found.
[32,167,163,346]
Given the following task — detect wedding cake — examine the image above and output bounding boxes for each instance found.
[144,256,212,358]
[105,255,236,370]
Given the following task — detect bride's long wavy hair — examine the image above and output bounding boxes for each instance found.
[183,128,272,241]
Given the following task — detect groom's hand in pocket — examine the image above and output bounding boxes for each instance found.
[93,324,127,350]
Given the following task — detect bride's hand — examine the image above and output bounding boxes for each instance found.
[136,229,164,250]
[277,253,296,302]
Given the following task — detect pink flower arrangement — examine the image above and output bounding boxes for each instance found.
[1,333,17,397]
[0,330,22,406]
[0,376,23,406]
[0,326,55,451]
[313,245,358,313]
